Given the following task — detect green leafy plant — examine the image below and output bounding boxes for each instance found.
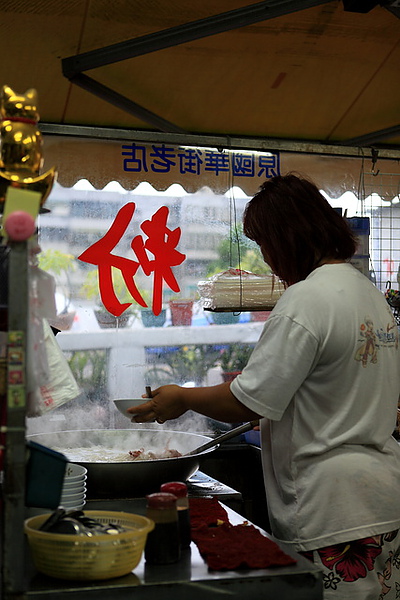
[38,248,77,277]
[65,349,108,403]
[206,226,271,277]
[146,344,221,386]
[166,291,198,302]
[38,248,77,311]
[220,343,255,373]
[80,267,143,316]
[239,249,272,275]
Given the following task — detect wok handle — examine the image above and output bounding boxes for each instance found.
[185,420,259,456]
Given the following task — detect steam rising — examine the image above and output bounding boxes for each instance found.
[26,399,223,438]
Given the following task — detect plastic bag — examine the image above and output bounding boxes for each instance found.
[27,248,58,382]
[27,319,81,417]
[197,268,285,310]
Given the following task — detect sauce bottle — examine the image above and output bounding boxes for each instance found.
[160,481,191,549]
[145,492,180,564]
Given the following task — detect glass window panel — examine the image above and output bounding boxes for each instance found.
[27,139,400,434]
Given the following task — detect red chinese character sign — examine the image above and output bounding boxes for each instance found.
[78,203,185,316]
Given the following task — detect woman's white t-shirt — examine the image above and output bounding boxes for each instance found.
[231,263,400,552]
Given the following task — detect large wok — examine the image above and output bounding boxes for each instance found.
[27,428,217,498]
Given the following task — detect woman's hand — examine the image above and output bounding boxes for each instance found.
[127,385,187,424]
[127,381,261,425]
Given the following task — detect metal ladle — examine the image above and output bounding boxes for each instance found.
[184,420,259,456]
[144,386,259,451]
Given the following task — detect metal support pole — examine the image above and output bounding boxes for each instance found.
[1,240,29,598]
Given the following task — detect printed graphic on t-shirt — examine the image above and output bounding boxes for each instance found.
[354,315,398,368]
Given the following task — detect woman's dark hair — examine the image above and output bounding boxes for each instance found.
[243,173,357,286]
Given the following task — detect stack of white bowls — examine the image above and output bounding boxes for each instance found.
[59,463,87,511]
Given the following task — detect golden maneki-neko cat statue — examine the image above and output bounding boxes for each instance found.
[0,85,56,212]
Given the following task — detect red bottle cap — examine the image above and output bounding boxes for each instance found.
[146,492,177,508]
[160,481,188,498]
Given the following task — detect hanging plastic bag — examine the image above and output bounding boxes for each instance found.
[27,265,57,388]
[27,319,81,417]
[26,238,58,392]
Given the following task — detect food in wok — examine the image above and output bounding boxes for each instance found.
[128,448,182,461]
[26,429,217,497]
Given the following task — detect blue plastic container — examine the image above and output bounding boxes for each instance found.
[347,217,370,235]
[244,429,261,447]
[25,440,68,509]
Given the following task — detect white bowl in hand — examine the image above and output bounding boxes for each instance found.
[113,398,149,419]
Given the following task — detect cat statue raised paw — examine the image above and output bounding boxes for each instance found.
[0,85,56,210]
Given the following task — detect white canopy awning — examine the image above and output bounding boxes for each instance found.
[42,134,400,200]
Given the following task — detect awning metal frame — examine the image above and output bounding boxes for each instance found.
[61,0,400,148]
[62,0,332,75]
[40,122,400,161]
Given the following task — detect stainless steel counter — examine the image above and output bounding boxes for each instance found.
[24,475,323,600]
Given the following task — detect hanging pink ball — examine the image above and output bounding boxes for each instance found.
[4,210,36,241]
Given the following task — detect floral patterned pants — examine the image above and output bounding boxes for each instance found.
[300,529,400,600]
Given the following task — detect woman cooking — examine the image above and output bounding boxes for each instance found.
[129,173,400,600]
